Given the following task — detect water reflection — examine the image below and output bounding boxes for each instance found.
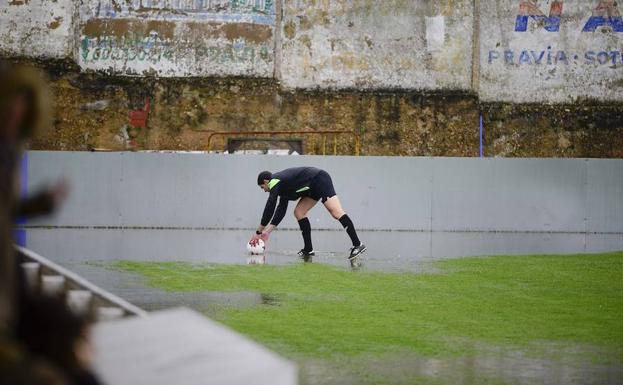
[246,254,266,265]
[22,228,623,272]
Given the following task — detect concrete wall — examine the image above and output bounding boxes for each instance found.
[0,0,74,58]
[279,0,473,90]
[77,0,276,77]
[25,152,623,233]
[480,0,623,103]
[2,1,623,103]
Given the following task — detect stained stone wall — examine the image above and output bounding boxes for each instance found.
[1,1,622,157]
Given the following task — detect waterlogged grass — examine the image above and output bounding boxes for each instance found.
[113,252,623,362]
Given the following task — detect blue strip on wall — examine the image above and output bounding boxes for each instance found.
[479,113,483,158]
[14,152,28,246]
[13,229,26,247]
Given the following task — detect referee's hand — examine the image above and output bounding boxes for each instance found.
[260,232,270,244]
[250,233,261,244]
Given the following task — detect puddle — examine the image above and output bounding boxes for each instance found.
[260,293,280,306]
[299,345,623,385]
[368,346,623,385]
[58,261,267,312]
[26,228,623,276]
[21,228,623,273]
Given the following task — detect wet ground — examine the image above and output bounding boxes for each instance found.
[21,228,623,385]
[299,346,623,385]
[21,227,623,309]
[22,227,623,272]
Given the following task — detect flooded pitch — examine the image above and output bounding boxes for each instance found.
[22,227,623,271]
[21,226,623,308]
[21,228,623,385]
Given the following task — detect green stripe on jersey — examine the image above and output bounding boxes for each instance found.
[268,179,280,190]
[296,186,310,193]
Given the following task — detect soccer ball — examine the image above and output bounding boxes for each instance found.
[247,239,265,255]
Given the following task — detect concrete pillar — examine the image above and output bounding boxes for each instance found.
[41,275,66,296]
[67,289,93,315]
[97,306,125,322]
[21,262,41,292]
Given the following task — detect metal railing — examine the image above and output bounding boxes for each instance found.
[205,130,361,155]
[16,246,148,321]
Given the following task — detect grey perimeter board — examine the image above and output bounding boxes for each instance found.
[24,152,623,234]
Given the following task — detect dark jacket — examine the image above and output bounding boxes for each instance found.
[260,167,322,226]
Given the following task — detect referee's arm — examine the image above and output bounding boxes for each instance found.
[260,191,278,227]
[270,197,289,226]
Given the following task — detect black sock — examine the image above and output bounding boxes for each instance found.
[298,217,313,251]
[338,214,360,247]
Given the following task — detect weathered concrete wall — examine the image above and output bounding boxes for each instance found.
[77,0,276,77]
[0,0,73,58]
[280,0,473,90]
[480,0,623,103]
[2,2,623,157]
[3,1,623,103]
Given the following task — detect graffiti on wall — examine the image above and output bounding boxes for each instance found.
[79,0,275,76]
[514,0,623,32]
[80,33,270,65]
[488,1,623,69]
[488,47,622,66]
[514,0,563,32]
[80,33,172,64]
[91,0,275,25]
[99,0,274,14]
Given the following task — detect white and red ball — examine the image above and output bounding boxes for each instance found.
[247,239,265,255]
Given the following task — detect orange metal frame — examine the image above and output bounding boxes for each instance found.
[205,130,361,155]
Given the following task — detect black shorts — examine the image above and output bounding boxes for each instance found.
[309,170,336,203]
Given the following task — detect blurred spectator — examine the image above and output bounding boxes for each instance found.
[0,63,67,225]
[16,295,102,385]
[0,63,95,385]
[1,62,55,334]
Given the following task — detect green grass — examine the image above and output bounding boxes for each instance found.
[113,252,623,363]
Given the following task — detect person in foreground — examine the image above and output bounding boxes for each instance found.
[1,63,97,385]
[252,167,366,263]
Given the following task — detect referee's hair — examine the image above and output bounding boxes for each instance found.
[257,171,272,185]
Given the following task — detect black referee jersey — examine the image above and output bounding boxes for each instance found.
[260,167,322,226]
